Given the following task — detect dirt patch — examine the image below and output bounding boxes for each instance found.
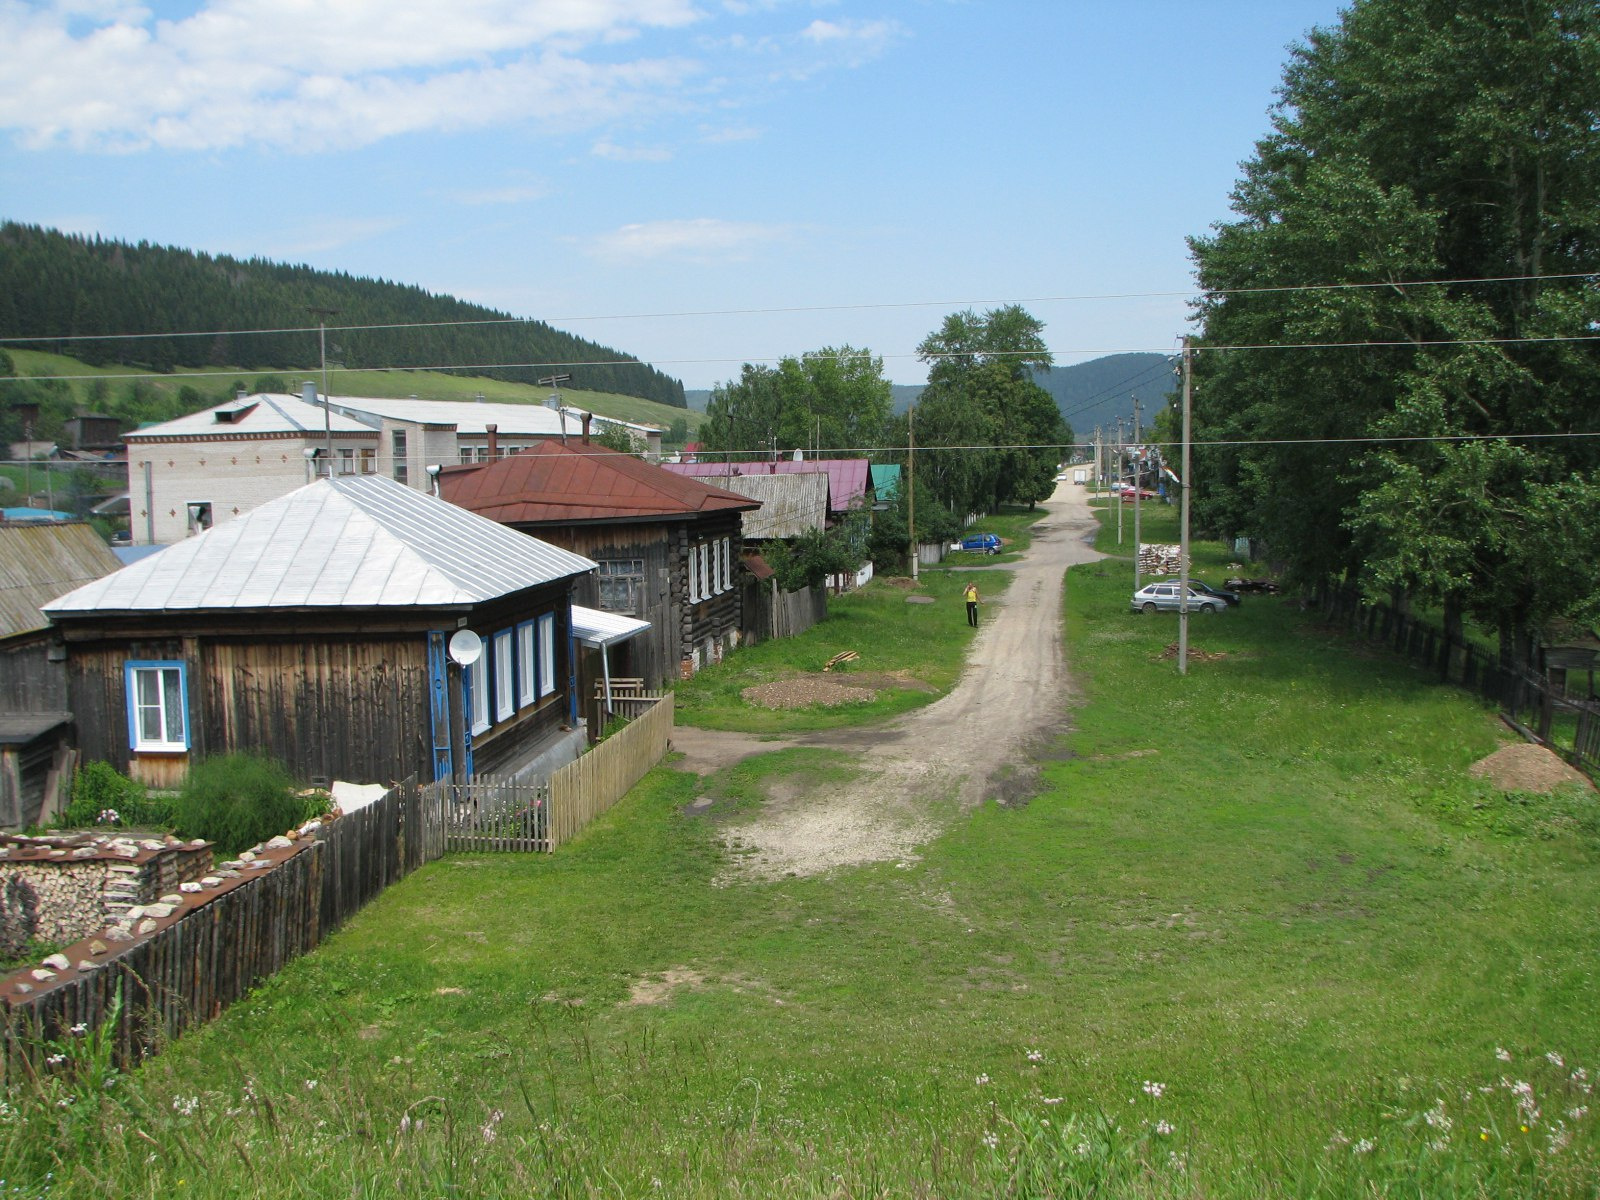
[742,678,877,709]
[627,967,706,1006]
[1157,643,1229,663]
[1470,742,1595,794]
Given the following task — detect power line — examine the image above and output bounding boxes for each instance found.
[1,271,1592,348]
[6,332,1598,389]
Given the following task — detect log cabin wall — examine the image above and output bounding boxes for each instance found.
[0,638,67,714]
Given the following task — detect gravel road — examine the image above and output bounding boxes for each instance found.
[673,481,1105,882]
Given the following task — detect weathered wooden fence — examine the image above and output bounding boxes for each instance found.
[1319,589,1599,782]
[3,695,675,1080]
[549,693,674,849]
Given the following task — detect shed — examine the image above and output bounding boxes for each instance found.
[0,522,122,826]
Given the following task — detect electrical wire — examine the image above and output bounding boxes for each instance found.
[1,270,1592,347]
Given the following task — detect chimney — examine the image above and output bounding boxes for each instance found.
[581,413,592,444]
[237,388,248,402]
[302,381,317,405]
[486,424,499,459]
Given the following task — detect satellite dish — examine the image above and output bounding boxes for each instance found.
[447,629,483,667]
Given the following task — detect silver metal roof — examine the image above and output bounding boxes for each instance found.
[43,476,596,616]
[327,395,659,436]
[125,393,373,440]
[570,604,651,648]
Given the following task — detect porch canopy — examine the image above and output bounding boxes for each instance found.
[570,604,652,716]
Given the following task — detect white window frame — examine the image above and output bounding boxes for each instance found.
[699,542,710,600]
[467,652,489,735]
[125,661,188,752]
[493,629,515,722]
[687,544,701,603]
[516,620,536,708]
[537,612,556,698]
[720,536,732,592]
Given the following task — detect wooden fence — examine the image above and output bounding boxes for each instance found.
[3,695,675,1080]
[549,692,673,849]
[1320,589,1599,782]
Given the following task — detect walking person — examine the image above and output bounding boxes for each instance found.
[964,581,980,627]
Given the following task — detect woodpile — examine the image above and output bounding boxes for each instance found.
[1138,544,1186,575]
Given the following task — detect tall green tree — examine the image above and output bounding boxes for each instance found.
[700,347,892,460]
[914,306,1068,514]
[1188,0,1600,655]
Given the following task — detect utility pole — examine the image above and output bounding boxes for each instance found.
[1132,396,1142,594]
[539,373,572,446]
[1115,418,1125,545]
[309,307,339,469]
[908,403,918,582]
[1178,337,1194,676]
[1092,427,1102,499]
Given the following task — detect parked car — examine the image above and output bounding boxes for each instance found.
[1129,582,1226,614]
[957,533,1001,554]
[1189,579,1241,606]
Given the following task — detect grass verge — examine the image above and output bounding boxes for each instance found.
[6,503,1598,1197]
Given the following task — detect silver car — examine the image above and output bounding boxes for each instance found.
[1129,582,1226,614]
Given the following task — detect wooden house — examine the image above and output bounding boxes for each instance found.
[42,476,597,789]
[439,439,758,688]
[0,522,121,826]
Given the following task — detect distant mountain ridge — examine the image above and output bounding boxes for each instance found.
[0,222,686,408]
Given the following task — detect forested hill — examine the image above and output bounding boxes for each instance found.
[0,223,685,408]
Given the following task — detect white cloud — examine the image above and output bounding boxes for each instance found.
[586,217,792,263]
[0,0,705,151]
[592,138,673,162]
[448,181,553,206]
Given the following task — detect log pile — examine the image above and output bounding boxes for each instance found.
[1138,544,1186,575]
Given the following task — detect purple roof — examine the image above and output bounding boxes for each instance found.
[661,459,871,514]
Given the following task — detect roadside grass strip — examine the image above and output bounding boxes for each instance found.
[5,504,1599,1196]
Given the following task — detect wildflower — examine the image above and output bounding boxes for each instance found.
[1496,1047,1512,1062]
[481,1109,504,1144]
[981,1132,998,1149]
[1074,1141,1092,1157]
[1142,1081,1165,1098]
[1423,1101,1452,1133]
[46,1053,65,1066]
[1572,1068,1589,1083]
[1326,1130,1351,1150]
[1167,1150,1187,1171]
[1428,1138,1448,1152]
[1521,1124,1530,1134]
[304,1079,318,1091]
[1026,1049,1043,1063]
[55,1098,73,1109]
[1155,1120,1174,1136]
[172,1096,199,1117]
[1352,1138,1374,1155]
[69,1023,87,1036]
[1042,1097,1063,1105]
[97,808,120,824]
[974,1074,990,1086]
[1480,1130,1490,1141]
[1568,1106,1589,1121]
[1548,1052,1566,1068]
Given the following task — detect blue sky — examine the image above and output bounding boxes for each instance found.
[0,0,1346,390]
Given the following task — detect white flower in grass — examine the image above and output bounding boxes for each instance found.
[1141,1080,1165,1098]
[304,1079,318,1091]
[974,1073,990,1085]
[1042,1097,1063,1105]
[1352,1138,1374,1155]
[1548,1052,1566,1068]
[981,1132,998,1149]
[172,1095,199,1117]
[1155,1120,1174,1136]
[46,1053,65,1066]
[1496,1047,1513,1062]
[1568,1106,1589,1121]
[1026,1049,1043,1063]
[69,1023,87,1036]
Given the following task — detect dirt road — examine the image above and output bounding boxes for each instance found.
[673,482,1105,883]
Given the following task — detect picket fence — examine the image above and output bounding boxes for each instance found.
[1,694,673,1082]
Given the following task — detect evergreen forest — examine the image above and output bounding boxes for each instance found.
[0,222,685,408]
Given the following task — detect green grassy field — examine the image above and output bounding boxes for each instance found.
[7,348,703,433]
[8,502,1599,1197]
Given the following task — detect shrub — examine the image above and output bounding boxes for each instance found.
[170,753,323,856]
[59,762,172,831]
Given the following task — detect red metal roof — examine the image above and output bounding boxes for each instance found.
[659,458,871,515]
[439,439,759,526]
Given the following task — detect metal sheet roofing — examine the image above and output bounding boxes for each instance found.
[702,473,827,539]
[125,394,373,440]
[439,439,758,526]
[660,458,871,514]
[0,523,121,639]
[571,604,651,648]
[43,476,596,617]
[327,396,657,437]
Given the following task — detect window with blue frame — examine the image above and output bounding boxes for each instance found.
[125,661,188,752]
